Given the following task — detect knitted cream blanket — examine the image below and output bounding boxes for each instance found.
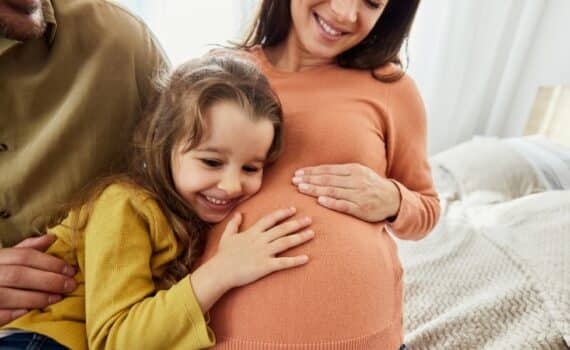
[397,191,569,350]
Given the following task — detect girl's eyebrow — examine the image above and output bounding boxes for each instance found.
[195,146,228,153]
[195,146,267,163]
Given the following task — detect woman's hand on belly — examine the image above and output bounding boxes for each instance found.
[191,207,314,313]
[291,163,401,222]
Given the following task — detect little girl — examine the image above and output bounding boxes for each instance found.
[0,54,314,349]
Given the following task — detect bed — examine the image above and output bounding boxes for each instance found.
[397,86,570,349]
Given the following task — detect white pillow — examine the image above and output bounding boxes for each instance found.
[430,137,546,202]
[429,163,459,201]
[504,135,570,190]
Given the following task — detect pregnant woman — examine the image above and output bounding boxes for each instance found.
[197,0,440,349]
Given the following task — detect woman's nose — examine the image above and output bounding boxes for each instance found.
[330,0,358,23]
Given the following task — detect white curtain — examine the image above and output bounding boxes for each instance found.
[408,0,548,154]
[117,0,257,65]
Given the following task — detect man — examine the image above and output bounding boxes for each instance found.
[0,0,169,326]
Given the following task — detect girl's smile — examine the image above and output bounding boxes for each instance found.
[197,192,241,214]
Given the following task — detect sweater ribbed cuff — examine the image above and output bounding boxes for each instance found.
[176,275,216,347]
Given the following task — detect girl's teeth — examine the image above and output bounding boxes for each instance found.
[318,16,342,36]
[206,196,229,205]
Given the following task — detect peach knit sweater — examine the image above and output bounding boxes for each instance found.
[196,47,440,349]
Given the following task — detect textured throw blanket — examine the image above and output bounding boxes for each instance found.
[396,190,569,350]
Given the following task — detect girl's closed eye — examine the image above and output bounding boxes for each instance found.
[242,165,262,173]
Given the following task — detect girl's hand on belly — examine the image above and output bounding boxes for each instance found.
[292,163,401,222]
[208,207,314,291]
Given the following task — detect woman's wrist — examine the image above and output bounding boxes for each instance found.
[386,180,402,220]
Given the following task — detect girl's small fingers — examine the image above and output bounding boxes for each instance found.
[221,213,242,237]
[251,207,296,232]
[270,255,309,272]
[269,230,314,254]
[264,216,312,242]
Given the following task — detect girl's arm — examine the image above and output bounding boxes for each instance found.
[84,185,313,349]
[83,185,214,349]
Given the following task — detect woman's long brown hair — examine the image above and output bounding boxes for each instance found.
[61,53,283,289]
[238,0,420,82]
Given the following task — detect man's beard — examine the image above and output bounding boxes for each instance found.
[0,2,46,41]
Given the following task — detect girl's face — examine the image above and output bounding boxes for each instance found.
[171,100,275,224]
[288,0,387,61]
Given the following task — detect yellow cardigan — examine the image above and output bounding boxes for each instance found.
[2,184,215,349]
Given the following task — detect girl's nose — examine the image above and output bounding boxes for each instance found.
[218,173,243,196]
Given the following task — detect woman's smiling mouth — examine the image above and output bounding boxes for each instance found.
[313,12,346,39]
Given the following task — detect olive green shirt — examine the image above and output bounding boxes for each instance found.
[0,0,169,246]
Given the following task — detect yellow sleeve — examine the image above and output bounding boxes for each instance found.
[83,185,215,349]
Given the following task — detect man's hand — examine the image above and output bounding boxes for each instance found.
[0,235,77,326]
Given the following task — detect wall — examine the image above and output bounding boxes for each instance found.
[503,0,570,136]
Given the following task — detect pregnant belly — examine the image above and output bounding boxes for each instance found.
[196,184,403,344]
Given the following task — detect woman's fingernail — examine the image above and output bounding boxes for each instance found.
[295,170,304,176]
[298,183,309,191]
[62,265,76,276]
[11,309,28,319]
[48,295,62,304]
[292,177,302,184]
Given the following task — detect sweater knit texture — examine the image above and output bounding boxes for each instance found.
[194,47,440,349]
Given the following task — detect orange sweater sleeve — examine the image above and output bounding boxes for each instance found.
[384,74,440,240]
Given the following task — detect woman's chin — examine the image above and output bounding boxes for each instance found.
[303,41,343,62]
